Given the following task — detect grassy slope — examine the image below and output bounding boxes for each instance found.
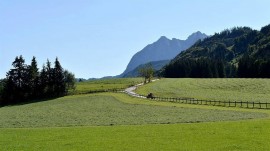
[72,78,143,94]
[0,93,270,150]
[136,78,270,102]
[1,93,265,128]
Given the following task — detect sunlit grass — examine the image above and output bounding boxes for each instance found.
[0,93,269,150]
[136,78,270,102]
[1,93,265,128]
[71,78,143,94]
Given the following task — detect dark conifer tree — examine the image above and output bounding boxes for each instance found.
[27,57,39,99]
[38,64,47,97]
[45,59,54,97]
[211,62,219,78]
[53,58,65,96]
[217,61,225,78]
[3,55,28,103]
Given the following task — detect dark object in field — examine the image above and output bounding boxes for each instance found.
[147,93,154,99]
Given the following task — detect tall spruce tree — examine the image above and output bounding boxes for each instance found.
[39,64,47,97]
[53,58,65,96]
[27,57,39,99]
[45,59,54,97]
[4,55,28,103]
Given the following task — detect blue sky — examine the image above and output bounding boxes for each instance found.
[1,0,270,78]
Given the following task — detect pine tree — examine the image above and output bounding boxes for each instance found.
[27,57,39,99]
[217,61,225,78]
[38,64,47,97]
[45,59,54,97]
[53,57,65,96]
[4,55,28,103]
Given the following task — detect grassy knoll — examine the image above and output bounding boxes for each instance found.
[72,78,143,94]
[136,78,270,102]
[0,93,265,128]
[1,93,270,150]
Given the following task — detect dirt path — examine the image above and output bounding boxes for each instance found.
[124,79,159,98]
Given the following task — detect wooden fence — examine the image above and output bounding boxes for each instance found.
[71,87,270,110]
[147,96,270,109]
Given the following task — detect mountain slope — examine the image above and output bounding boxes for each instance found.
[162,24,270,78]
[122,60,170,78]
[119,32,207,77]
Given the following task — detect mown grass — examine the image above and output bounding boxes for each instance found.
[136,78,270,102]
[1,90,270,150]
[1,120,270,151]
[1,93,264,128]
[71,78,143,94]
[0,93,270,151]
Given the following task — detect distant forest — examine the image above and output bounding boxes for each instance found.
[161,24,270,78]
[0,55,75,106]
[162,57,270,78]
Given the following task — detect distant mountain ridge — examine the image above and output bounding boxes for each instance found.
[172,25,270,63]
[161,24,270,78]
[118,31,208,77]
[121,60,170,78]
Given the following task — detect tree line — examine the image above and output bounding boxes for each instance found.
[0,55,75,106]
[162,57,270,78]
[162,58,235,78]
[164,24,270,78]
[238,56,270,78]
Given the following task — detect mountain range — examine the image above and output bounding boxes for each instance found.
[118,31,208,77]
[162,24,270,78]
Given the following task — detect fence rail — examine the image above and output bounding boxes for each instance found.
[71,87,270,110]
[146,96,270,109]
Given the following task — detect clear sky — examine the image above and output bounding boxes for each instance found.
[1,0,270,79]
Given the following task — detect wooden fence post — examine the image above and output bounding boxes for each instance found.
[143,94,270,110]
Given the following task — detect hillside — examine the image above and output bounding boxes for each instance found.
[136,78,270,103]
[162,24,270,78]
[121,60,170,77]
[119,32,208,77]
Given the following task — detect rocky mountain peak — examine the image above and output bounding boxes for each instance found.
[118,31,208,77]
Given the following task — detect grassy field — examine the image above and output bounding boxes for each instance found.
[2,78,270,150]
[136,78,270,103]
[2,120,270,151]
[72,78,143,94]
[0,93,270,150]
[1,93,265,128]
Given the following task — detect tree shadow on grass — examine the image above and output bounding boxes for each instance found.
[0,96,64,108]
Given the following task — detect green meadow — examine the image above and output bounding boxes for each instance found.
[72,78,143,94]
[136,78,270,103]
[1,78,270,150]
[2,120,270,151]
[0,93,266,128]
